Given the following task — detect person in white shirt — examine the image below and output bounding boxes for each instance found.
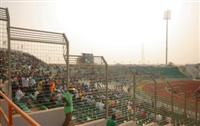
[15,87,24,102]
[29,77,36,87]
[22,77,29,88]
[96,101,105,112]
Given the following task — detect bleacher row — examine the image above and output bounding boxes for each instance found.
[0,48,134,125]
[133,66,187,79]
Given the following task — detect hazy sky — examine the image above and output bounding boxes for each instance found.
[1,0,200,64]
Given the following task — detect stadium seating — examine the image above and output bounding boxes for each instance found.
[133,66,187,79]
[1,48,198,126]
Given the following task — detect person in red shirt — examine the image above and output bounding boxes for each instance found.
[50,80,55,94]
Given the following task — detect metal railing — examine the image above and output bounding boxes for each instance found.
[0,91,40,126]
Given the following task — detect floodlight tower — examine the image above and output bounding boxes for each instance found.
[164,10,171,65]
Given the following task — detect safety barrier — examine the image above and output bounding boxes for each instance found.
[0,91,40,126]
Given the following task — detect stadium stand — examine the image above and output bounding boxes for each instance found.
[133,65,187,79]
[1,6,200,126]
[3,47,199,126]
[0,49,134,125]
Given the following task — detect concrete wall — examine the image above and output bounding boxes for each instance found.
[13,107,65,126]
[119,121,135,126]
[76,119,135,126]
[13,107,136,126]
[76,119,106,126]
[1,98,66,126]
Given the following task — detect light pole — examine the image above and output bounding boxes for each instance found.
[164,10,171,65]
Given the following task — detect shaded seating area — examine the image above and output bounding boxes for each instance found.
[133,66,187,79]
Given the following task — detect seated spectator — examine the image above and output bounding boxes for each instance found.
[15,87,25,102]
[29,77,36,87]
[95,101,105,112]
[50,80,56,94]
[56,84,64,93]
[22,76,29,88]
[50,93,57,104]
[37,80,43,92]
[74,89,79,99]
[30,89,39,101]
[55,90,63,105]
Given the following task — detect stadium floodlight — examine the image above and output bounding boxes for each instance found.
[163,10,171,65]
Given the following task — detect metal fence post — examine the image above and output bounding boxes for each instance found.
[171,86,174,124]
[133,73,136,122]
[184,87,187,124]
[152,78,157,125]
[6,8,12,98]
[63,34,69,88]
[195,96,198,126]
[102,57,108,119]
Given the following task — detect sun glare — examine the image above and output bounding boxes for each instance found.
[54,0,196,64]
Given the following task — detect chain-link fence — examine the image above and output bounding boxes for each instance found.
[130,66,200,126]
[107,65,134,125]
[9,27,69,113]
[0,8,10,98]
[67,54,108,124]
[0,7,70,113]
[0,8,9,125]
[68,61,134,125]
[167,81,200,126]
